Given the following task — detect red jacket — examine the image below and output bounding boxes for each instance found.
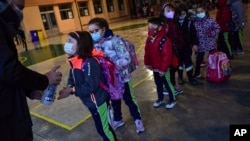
[216,0,232,32]
[144,28,173,74]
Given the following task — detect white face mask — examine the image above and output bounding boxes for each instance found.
[64,43,76,55]
[164,11,174,19]
[197,12,206,18]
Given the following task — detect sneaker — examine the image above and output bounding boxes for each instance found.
[165,101,177,109]
[107,106,114,128]
[236,50,244,55]
[194,74,201,79]
[200,61,206,67]
[113,120,125,130]
[135,119,145,134]
[153,100,163,108]
[163,90,169,95]
[174,88,183,96]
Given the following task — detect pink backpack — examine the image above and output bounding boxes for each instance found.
[206,51,232,83]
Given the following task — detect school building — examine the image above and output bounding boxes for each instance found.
[22,0,163,42]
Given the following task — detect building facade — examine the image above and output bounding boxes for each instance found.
[21,0,162,42]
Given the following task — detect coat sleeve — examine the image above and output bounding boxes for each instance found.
[74,59,101,97]
[208,18,221,37]
[0,31,49,91]
[190,22,199,46]
[67,69,75,87]
[159,38,173,73]
[144,38,151,67]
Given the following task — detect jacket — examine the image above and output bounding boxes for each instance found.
[0,17,49,140]
[67,56,108,109]
[193,16,220,52]
[216,0,232,32]
[144,27,173,74]
[93,33,131,83]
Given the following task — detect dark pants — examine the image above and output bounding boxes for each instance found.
[218,32,233,58]
[194,50,215,76]
[231,29,244,52]
[89,102,117,141]
[111,81,141,121]
[153,71,175,102]
[178,45,194,81]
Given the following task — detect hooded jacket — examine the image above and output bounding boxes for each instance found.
[216,0,232,32]
[0,5,49,141]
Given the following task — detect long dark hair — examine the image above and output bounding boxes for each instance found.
[68,31,93,59]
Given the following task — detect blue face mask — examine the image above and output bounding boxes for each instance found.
[91,32,102,42]
[197,12,206,18]
[64,43,76,55]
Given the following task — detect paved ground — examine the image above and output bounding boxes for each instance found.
[18,5,250,141]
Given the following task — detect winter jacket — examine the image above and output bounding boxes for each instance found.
[162,19,184,50]
[176,17,198,47]
[193,16,220,52]
[231,0,245,28]
[216,0,232,32]
[67,56,108,109]
[144,27,173,74]
[93,31,131,83]
[0,17,49,140]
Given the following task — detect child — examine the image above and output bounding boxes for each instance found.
[193,3,220,78]
[159,2,184,95]
[216,0,233,59]
[175,3,198,85]
[88,17,145,134]
[144,17,176,109]
[57,31,117,141]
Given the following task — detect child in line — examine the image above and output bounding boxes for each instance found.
[175,3,198,85]
[144,17,176,109]
[193,3,220,78]
[57,31,117,141]
[88,17,145,134]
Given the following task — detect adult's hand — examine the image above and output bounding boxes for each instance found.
[30,90,43,100]
[45,65,62,85]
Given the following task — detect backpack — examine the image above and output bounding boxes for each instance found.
[112,35,139,73]
[83,57,124,100]
[206,51,232,84]
[159,35,179,68]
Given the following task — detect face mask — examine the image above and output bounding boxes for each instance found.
[179,15,186,20]
[64,43,76,55]
[164,11,174,19]
[91,32,102,42]
[197,12,206,18]
[148,28,158,37]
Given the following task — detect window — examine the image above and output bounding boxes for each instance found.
[118,0,124,10]
[106,0,114,12]
[93,0,103,14]
[59,4,74,20]
[78,2,89,16]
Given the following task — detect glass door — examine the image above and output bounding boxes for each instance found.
[41,11,59,37]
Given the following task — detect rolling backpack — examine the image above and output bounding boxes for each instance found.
[206,51,232,83]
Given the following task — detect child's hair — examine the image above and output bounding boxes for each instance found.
[68,31,93,59]
[175,3,188,17]
[195,2,210,17]
[148,17,162,26]
[88,17,109,29]
[159,2,175,22]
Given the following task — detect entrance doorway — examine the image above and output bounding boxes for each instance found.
[40,6,59,37]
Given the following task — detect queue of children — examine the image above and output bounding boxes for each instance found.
[55,1,245,140]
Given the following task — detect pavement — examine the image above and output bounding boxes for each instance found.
[16,5,250,141]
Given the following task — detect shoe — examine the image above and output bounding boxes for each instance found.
[135,119,145,134]
[200,61,206,67]
[165,101,177,109]
[236,50,244,55]
[174,88,183,96]
[194,74,201,79]
[153,100,163,108]
[163,90,169,95]
[178,78,184,85]
[189,79,198,85]
[107,106,114,128]
[113,120,125,130]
